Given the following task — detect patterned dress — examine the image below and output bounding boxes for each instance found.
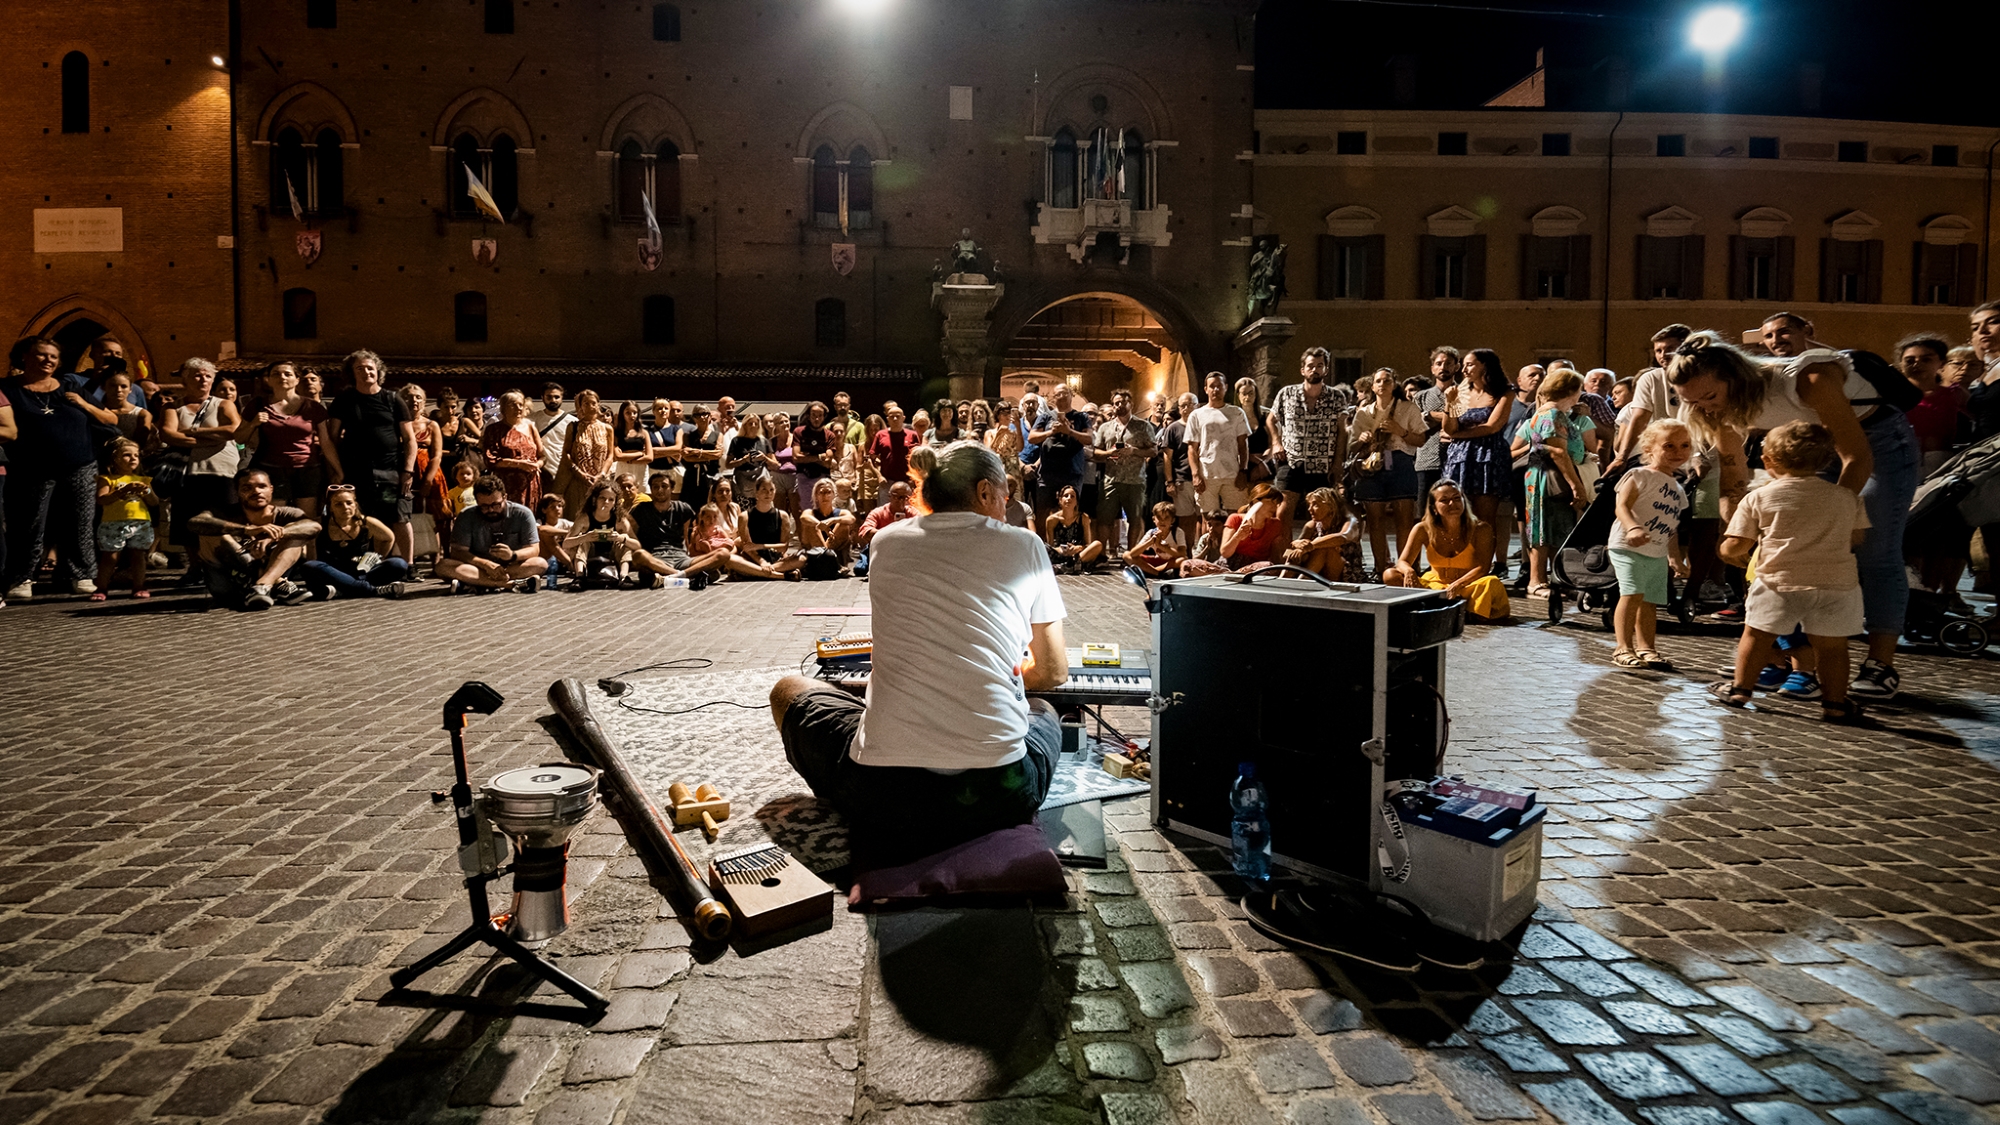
[1523,407,1591,549]
[1442,405,1510,496]
[483,421,543,509]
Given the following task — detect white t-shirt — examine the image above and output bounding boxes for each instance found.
[530,407,574,474]
[1749,349,1874,432]
[1726,475,1869,590]
[855,511,1066,769]
[1350,399,1427,457]
[1627,367,1678,424]
[1186,403,1251,480]
[1613,467,1687,558]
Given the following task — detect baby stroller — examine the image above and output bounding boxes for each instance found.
[1901,434,2000,656]
[1903,588,1989,655]
[1545,476,1693,630]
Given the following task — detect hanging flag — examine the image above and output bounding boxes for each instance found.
[638,190,663,272]
[831,243,856,276]
[296,229,322,265]
[285,173,306,223]
[837,169,849,237]
[463,163,507,223]
[471,239,497,266]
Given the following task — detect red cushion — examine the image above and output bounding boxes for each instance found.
[853,823,1065,903]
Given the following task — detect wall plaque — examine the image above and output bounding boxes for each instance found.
[35,208,124,253]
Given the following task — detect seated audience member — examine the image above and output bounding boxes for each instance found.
[853,481,918,575]
[1381,479,1510,621]
[1182,484,1288,575]
[742,477,801,565]
[1281,487,1366,581]
[298,483,412,599]
[565,481,633,588]
[188,468,321,610]
[614,472,648,515]
[536,494,574,583]
[800,477,857,558]
[630,471,728,586]
[691,501,802,580]
[1045,484,1107,572]
[1181,509,1228,573]
[436,474,549,593]
[1123,501,1186,577]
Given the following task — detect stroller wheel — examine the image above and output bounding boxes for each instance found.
[1601,611,1615,634]
[1937,617,1990,656]
[1546,591,1564,624]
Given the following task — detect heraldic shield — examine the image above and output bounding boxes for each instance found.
[638,239,661,272]
[472,239,498,267]
[296,230,322,266]
[831,243,856,276]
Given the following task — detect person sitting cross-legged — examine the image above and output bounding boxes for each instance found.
[564,480,634,589]
[1122,501,1186,578]
[435,473,549,594]
[1280,487,1367,581]
[629,470,731,587]
[1181,483,1288,576]
[1044,484,1107,573]
[187,468,321,611]
[800,477,857,560]
[1381,479,1511,621]
[296,484,412,600]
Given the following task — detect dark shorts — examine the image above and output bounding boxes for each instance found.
[355,475,414,524]
[1352,451,1419,503]
[257,461,325,507]
[779,684,1061,865]
[1274,464,1334,498]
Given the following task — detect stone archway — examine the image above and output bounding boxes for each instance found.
[996,293,1189,411]
[21,294,152,377]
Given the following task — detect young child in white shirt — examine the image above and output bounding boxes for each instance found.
[1608,421,1692,671]
[1712,421,1870,722]
[1124,501,1187,577]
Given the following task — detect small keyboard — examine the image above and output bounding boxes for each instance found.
[815,648,1152,707]
[814,633,874,661]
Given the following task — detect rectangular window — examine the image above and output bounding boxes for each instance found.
[1933,144,1959,168]
[1913,242,1978,306]
[652,3,680,41]
[1747,252,1775,300]
[1437,131,1468,156]
[1541,132,1571,157]
[1435,251,1466,298]
[1730,235,1793,301]
[1335,131,1367,155]
[1820,238,1882,303]
[1748,136,1780,159]
[642,295,676,345]
[1655,134,1686,157]
[1838,140,1868,163]
[484,0,513,34]
[455,291,489,342]
[1636,235,1704,300]
[1538,271,1569,299]
[1316,235,1385,300]
[1331,357,1363,384]
[1420,234,1485,300]
[1520,234,1591,301]
[815,298,847,347]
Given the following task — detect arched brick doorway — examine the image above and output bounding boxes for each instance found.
[997,292,1194,412]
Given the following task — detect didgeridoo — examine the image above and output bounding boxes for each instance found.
[547,678,732,942]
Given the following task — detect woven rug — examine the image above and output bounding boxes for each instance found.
[577,668,1149,875]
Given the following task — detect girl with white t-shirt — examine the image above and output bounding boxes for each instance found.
[1608,421,1693,672]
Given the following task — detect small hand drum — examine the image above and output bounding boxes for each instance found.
[481,763,600,945]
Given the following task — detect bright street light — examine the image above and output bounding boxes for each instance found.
[833,0,889,13]
[1688,6,1744,54]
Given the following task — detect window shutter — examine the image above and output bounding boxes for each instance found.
[1568,235,1591,301]
[1464,235,1487,300]
[1913,242,1933,305]
[1419,235,1439,300]
[1519,235,1536,299]
[1728,235,1747,301]
[1957,244,1981,306]
[1634,236,1652,300]
[1774,237,1795,301]
[1861,240,1884,304]
[1681,235,1705,300]
[1818,238,1837,302]
[1317,235,1340,300]
[1364,235,1386,300]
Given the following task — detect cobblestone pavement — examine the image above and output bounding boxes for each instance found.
[1,575,1997,1125]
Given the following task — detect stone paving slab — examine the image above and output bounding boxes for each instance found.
[0,575,1997,1125]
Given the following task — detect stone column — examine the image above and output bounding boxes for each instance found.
[932,274,1005,401]
[1234,315,1298,402]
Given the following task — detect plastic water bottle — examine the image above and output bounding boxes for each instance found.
[661,576,690,589]
[1230,762,1272,883]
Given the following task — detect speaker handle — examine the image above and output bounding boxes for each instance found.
[1226,564,1356,593]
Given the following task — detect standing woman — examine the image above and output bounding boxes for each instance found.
[1512,367,1593,598]
[929,398,962,446]
[1964,300,2000,594]
[1235,377,1276,485]
[482,391,544,509]
[1349,367,1428,575]
[791,400,838,510]
[434,389,473,473]
[3,337,105,598]
[402,383,448,525]
[237,360,330,518]
[676,404,722,510]
[1440,348,1517,577]
[158,359,241,580]
[556,389,615,516]
[727,411,778,500]
[968,399,994,442]
[610,400,655,486]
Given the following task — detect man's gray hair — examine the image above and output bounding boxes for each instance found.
[922,440,1006,514]
[178,357,218,379]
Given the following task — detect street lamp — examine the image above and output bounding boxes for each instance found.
[833,0,889,13]
[1688,6,1744,55]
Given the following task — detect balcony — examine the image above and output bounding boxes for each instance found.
[1032,199,1173,263]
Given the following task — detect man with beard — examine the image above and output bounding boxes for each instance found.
[1269,347,1346,525]
[187,468,320,610]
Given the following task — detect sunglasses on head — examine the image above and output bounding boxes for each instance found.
[326,484,356,493]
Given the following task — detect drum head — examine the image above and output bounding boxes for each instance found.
[486,763,597,799]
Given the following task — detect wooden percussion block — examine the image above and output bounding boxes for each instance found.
[1103,752,1146,780]
[708,843,836,939]
[672,797,730,827]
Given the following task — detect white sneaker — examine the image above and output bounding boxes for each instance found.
[4,582,29,601]
[147,552,170,569]
[71,579,97,595]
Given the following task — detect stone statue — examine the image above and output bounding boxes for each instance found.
[1247,238,1288,321]
[931,258,945,282]
[951,228,983,276]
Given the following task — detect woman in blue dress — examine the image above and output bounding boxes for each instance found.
[1440,348,1517,577]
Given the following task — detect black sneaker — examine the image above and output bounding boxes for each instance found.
[516,575,539,594]
[1850,659,1899,700]
[689,571,711,591]
[273,580,310,606]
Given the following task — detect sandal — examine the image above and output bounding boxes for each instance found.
[88,592,107,602]
[1612,650,1647,670]
[1707,682,1752,707]
[1820,698,1864,725]
[133,589,151,599]
[1636,649,1675,670]
[1527,584,1552,600]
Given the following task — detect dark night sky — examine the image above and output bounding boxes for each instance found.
[1255,0,1997,127]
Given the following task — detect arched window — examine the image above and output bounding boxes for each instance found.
[1122,129,1147,208]
[273,127,310,212]
[655,140,681,222]
[811,145,839,227]
[489,136,519,218]
[484,0,513,34]
[455,292,489,343]
[452,135,516,220]
[846,147,874,229]
[61,51,89,134]
[642,295,676,345]
[306,0,337,28]
[1050,129,1078,209]
[315,128,344,216]
[450,134,480,218]
[815,298,846,347]
[652,3,680,41]
[616,140,647,221]
[283,288,318,339]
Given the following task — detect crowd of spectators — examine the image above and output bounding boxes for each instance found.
[5,301,1999,712]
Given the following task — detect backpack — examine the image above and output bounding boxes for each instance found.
[802,547,844,581]
[1843,349,1920,413]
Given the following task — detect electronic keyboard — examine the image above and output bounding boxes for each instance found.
[816,648,1151,706]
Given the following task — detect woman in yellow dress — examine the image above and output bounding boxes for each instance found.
[1380,478,1511,621]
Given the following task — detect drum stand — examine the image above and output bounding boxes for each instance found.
[389,683,610,1013]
